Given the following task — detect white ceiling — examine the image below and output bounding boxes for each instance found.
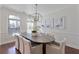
[1,4,76,16]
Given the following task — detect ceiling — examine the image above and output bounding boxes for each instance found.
[1,4,76,16]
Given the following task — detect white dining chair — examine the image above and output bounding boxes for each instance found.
[18,35,24,54]
[23,37,43,54]
[15,35,19,50]
[46,38,66,54]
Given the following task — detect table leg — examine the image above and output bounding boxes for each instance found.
[43,44,46,54]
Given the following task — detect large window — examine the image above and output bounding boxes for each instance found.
[8,15,20,35]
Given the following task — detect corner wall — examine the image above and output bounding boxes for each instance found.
[41,5,79,49]
[0,7,27,45]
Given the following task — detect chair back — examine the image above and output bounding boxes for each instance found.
[23,38,31,54]
[18,35,24,54]
[15,35,19,50]
[60,38,66,53]
[46,38,66,54]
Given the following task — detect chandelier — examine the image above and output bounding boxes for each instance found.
[33,4,41,21]
[32,4,42,33]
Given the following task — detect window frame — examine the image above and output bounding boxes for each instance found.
[8,15,20,35]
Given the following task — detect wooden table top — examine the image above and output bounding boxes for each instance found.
[21,32,55,44]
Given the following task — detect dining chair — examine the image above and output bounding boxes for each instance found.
[15,35,19,50]
[18,35,24,54]
[46,38,66,54]
[23,37,43,54]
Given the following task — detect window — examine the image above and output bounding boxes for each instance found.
[8,15,20,35]
[27,22,33,33]
[26,17,41,33]
[26,18,34,33]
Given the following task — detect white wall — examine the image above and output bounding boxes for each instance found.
[0,7,27,45]
[0,7,2,45]
[41,5,79,49]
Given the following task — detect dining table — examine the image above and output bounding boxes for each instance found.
[21,32,55,54]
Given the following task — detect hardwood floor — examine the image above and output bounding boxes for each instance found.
[65,46,79,54]
[0,42,20,54]
[0,42,79,54]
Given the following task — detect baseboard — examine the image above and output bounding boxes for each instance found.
[0,40,15,46]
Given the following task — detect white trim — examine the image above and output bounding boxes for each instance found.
[0,39,15,45]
